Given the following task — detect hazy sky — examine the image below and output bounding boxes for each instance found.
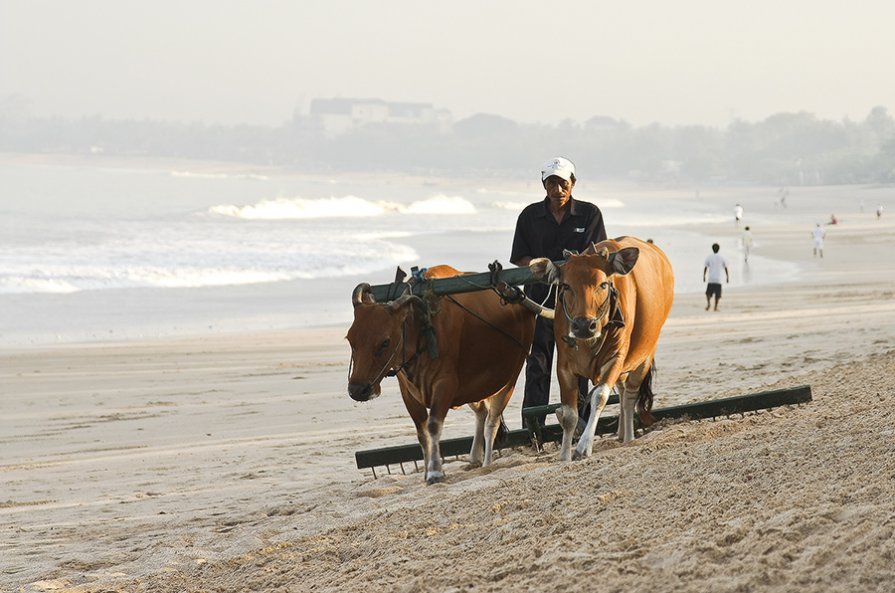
[2,1,892,127]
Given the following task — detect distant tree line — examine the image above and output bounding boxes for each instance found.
[1,103,893,184]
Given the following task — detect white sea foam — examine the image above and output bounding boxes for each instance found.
[208,194,476,220]
[399,195,476,215]
[492,201,529,211]
[209,195,386,219]
[617,212,729,227]
[0,222,419,294]
[171,170,269,181]
[492,198,626,211]
[0,276,80,294]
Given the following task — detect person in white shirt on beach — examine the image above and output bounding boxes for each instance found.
[742,226,753,262]
[703,243,729,311]
[812,223,826,258]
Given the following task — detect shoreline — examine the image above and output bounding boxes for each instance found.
[3,211,872,348]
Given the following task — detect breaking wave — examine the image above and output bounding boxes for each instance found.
[208,194,477,220]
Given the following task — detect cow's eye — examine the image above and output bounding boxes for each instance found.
[599,281,609,289]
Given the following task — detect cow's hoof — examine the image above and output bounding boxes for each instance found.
[426,472,445,485]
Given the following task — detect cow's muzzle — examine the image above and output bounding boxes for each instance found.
[570,316,599,339]
[348,382,381,402]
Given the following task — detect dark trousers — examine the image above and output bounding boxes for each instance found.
[522,316,590,427]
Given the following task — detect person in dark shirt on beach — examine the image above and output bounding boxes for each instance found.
[510,156,607,428]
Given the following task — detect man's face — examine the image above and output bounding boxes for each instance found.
[544,175,574,206]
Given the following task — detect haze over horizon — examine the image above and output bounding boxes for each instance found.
[2,1,893,129]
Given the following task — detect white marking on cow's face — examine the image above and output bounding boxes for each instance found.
[566,329,602,345]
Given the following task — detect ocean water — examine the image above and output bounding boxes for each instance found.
[0,159,830,345]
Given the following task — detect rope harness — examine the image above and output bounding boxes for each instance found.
[444,294,532,355]
[348,300,434,385]
[557,280,624,355]
[350,261,536,386]
[384,316,431,380]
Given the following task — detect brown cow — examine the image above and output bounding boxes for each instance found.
[529,237,674,461]
[348,265,538,484]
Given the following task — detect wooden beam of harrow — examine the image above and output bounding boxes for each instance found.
[354,385,812,478]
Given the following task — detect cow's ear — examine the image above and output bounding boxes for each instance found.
[608,247,639,276]
[529,257,560,284]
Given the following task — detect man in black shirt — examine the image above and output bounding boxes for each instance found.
[510,157,608,427]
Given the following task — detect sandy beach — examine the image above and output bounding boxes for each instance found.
[2,207,895,592]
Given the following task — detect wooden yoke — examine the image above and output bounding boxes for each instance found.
[368,262,547,303]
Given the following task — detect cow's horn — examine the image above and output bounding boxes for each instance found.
[517,298,555,320]
[352,283,374,307]
[389,293,425,312]
[529,257,560,285]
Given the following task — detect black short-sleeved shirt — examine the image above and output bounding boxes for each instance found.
[510,196,607,305]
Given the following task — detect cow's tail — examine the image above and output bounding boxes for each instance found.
[494,415,510,448]
[636,362,656,427]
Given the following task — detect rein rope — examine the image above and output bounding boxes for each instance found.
[559,281,615,326]
[384,317,429,380]
[349,328,405,386]
[353,261,536,386]
[443,294,531,354]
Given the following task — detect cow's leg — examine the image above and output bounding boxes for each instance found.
[468,401,487,467]
[482,385,514,466]
[574,382,613,459]
[425,412,447,484]
[616,381,629,442]
[619,377,638,443]
[400,384,431,481]
[556,368,580,462]
[619,363,648,443]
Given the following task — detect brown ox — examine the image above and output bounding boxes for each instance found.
[529,237,674,461]
[347,266,537,484]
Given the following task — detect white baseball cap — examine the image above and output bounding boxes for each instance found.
[541,156,576,182]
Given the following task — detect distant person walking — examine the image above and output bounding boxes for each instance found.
[734,203,744,226]
[812,223,826,258]
[777,187,788,208]
[742,226,753,262]
[878,205,884,220]
[703,243,729,311]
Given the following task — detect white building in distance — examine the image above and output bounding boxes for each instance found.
[309,98,451,137]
